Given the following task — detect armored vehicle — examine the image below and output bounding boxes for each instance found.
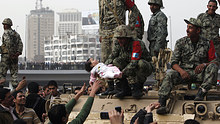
[45,49,220,124]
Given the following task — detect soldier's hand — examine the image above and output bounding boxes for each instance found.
[180,70,190,80]
[195,64,206,74]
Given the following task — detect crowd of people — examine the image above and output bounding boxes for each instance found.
[18,62,85,70]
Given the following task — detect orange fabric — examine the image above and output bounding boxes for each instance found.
[208,40,216,62]
[135,16,141,27]
[125,0,135,9]
[131,41,142,60]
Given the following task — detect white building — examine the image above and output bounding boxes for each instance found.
[56,9,82,37]
[44,34,101,63]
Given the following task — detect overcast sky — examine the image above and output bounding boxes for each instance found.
[0,0,219,56]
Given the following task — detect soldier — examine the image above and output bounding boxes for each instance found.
[197,0,220,61]
[0,18,23,88]
[99,0,126,63]
[105,25,153,98]
[99,0,142,95]
[156,18,219,115]
[128,4,145,40]
[147,0,168,57]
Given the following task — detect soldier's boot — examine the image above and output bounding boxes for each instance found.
[130,83,143,99]
[194,88,207,101]
[114,79,131,98]
[101,81,114,95]
[109,81,121,95]
[156,97,168,115]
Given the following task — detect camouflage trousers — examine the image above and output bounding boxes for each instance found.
[213,39,220,63]
[149,40,167,57]
[101,37,116,63]
[158,63,218,99]
[113,58,153,85]
[0,54,19,86]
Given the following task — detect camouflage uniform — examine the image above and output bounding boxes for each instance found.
[147,10,168,57]
[99,0,126,62]
[106,25,153,97]
[99,0,139,62]
[197,11,220,60]
[128,4,145,40]
[158,36,218,99]
[0,19,23,87]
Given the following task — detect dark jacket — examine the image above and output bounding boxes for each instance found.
[25,93,46,122]
[130,109,153,124]
[0,105,19,124]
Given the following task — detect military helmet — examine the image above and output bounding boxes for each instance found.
[184,18,202,28]
[148,0,164,8]
[2,18,13,26]
[114,25,133,38]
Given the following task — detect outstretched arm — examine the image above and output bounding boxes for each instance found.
[69,80,101,124]
[65,83,86,114]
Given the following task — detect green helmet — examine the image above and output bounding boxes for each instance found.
[114,25,133,38]
[148,0,164,8]
[2,18,13,26]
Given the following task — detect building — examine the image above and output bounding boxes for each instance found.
[44,34,101,63]
[26,6,54,62]
[56,9,82,37]
[44,9,100,63]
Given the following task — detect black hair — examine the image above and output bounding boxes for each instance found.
[85,58,93,72]
[73,87,82,95]
[47,80,58,88]
[13,119,27,124]
[12,90,23,99]
[0,88,10,101]
[48,104,67,124]
[28,82,39,93]
[43,85,48,90]
[74,87,82,91]
[208,0,218,6]
[184,119,200,124]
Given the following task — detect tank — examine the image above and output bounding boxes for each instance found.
[45,84,220,124]
[45,49,220,124]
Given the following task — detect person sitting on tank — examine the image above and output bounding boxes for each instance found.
[105,25,153,98]
[156,18,219,115]
[85,58,122,87]
[48,80,101,124]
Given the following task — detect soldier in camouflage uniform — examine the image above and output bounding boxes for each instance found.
[128,4,145,40]
[99,0,142,62]
[0,18,23,88]
[147,0,168,57]
[105,25,153,98]
[156,18,219,115]
[99,0,144,95]
[99,0,126,63]
[197,0,220,61]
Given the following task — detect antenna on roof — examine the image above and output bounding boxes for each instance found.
[35,0,43,10]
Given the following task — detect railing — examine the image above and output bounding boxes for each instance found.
[18,62,85,70]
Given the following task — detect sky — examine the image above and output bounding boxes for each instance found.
[0,0,220,56]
